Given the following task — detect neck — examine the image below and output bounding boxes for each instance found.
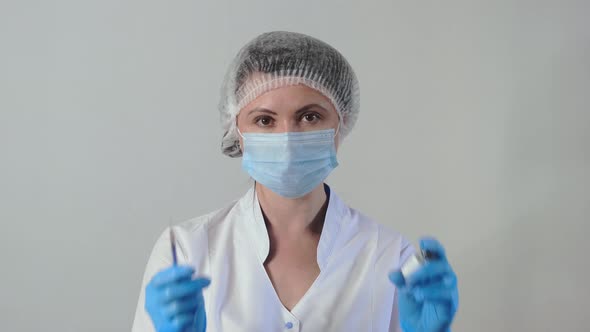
[255,182,328,236]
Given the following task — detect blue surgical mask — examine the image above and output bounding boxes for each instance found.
[237,128,339,199]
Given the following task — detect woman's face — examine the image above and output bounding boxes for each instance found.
[236,83,341,152]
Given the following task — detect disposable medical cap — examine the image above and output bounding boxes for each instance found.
[218,31,360,157]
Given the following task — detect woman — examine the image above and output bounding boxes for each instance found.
[132,31,458,332]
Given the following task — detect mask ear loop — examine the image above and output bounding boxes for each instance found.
[333,114,342,140]
[236,115,244,138]
[235,115,244,151]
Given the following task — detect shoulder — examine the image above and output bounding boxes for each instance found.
[171,195,245,253]
[175,185,260,236]
[354,207,409,244]
[345,206,415,273]
[337,195,413,261]
[175,198,239,235]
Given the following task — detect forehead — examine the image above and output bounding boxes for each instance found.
[239,82,337,116]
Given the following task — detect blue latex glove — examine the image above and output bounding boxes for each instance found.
[389,237,459,332]
[145,265,210,332]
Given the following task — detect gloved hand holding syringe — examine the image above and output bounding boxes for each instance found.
[144,224,210,332]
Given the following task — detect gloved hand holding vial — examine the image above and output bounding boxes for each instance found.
[389,237,459,332]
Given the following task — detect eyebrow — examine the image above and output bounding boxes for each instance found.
[247,103,328,116]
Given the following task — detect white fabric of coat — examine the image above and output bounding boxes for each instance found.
[132,184,414,332]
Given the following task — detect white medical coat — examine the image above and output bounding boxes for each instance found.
[132,184,414,332]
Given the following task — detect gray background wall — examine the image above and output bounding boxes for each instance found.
[1,0,588,331]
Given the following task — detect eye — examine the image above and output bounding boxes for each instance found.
[301,112,321,123]
[254,116,274,127]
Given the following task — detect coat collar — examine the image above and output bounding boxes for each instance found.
[238,183,347,271]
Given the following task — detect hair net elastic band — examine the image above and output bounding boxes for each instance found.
[236,74,344,117]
